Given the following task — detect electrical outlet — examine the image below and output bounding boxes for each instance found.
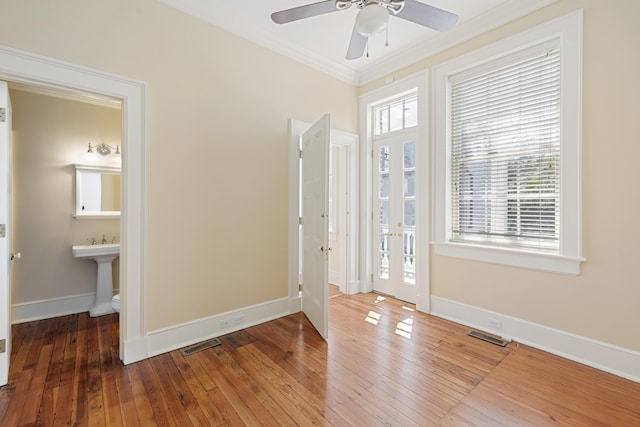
[488,317,502,330]
[221,315,245,329]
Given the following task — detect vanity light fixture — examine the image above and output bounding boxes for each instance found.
[87,142,120,156]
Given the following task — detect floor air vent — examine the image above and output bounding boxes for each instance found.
[468,330,509,347]
[180,338,221,356]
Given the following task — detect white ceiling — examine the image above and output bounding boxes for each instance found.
[159,0,557,85]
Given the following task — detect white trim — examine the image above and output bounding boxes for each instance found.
[431,296,640,383]
[432,11,583,275]
[0,45,147,365]
[433,242,584,276]
[160,0,557,86]
[11,293,96,324]
[357,0,559,85]
[359,70,429,310]
[159,0,357,84]
[288,119,359,303]
[146,296,291,358]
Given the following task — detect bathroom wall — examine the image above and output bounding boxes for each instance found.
[10,89,121,313]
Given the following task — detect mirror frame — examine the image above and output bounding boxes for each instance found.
[74,164,121,219]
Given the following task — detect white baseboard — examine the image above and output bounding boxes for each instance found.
[347,280,361,295]
[145,296,293,358]
[416,294,430,313]
[431,296,640,383]
[121,336,149,365]
[12,292,95,323]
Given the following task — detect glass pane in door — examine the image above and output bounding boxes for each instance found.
[378,146,390,280]
[402,141,416,285]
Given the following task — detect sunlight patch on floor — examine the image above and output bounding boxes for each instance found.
[395,317,413,339]
[365,310,381,325]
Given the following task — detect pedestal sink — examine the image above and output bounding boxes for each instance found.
[72,243,119,317]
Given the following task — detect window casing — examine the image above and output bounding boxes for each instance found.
[433,11,584,275]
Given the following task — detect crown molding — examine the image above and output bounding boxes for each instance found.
[159,0,559,87]
[356,0,559,85]
[159,0,359,84]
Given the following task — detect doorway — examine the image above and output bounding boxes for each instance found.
[372,131,417,303]
[287,119,358,327]
[359,71,430,311]
[0,46,146,364]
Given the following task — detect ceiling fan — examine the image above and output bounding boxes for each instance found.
[271,0,459,60]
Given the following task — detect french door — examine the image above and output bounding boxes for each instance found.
[372,131,417,303]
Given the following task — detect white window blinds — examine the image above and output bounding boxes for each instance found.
[449,44,561,252]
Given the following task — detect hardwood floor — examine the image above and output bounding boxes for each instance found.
[1,292,639,426]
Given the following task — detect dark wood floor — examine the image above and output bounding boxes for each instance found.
[1,292,639,426]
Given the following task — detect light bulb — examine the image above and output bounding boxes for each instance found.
[355,4,389,37]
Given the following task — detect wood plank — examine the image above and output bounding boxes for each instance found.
[138,358,177,426]
[126,362,157,425]
[98,315,124,427]
[4,344,53,426]
[157,351,211,426]
[209,345,296,426]
[170,351,226,425]
[194,349,266,426]
[1,292,639,427]
[71,312,89,426]
[52,313,79,426]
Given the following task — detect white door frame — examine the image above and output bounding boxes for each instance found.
[358,71,431,313]
[0,81,11,385]
[288,119,359,312]
[0,45,148,364]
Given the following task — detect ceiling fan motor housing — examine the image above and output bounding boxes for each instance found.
[335,0,405,14]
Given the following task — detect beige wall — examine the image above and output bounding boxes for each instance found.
[0,0,358,330]
[362,0,640,352]
[10,90,121,304]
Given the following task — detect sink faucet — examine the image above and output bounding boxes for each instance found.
[102,234,107,244]
[90,237,97,245]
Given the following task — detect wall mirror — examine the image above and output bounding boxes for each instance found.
[75,164,121,218]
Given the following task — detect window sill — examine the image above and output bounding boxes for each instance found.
[432,241,585,275]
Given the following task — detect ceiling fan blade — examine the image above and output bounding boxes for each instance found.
[271,1,339,24]
[395,0,459,32]
[346,24,368,60]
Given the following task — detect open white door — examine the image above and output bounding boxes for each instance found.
[301,114,330,339]
[0,81,11,386]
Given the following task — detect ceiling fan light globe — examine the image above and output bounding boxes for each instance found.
[355,4,389,37]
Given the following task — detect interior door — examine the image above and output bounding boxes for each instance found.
[301,114,330,339]
[0,81,11,386]
[372,135,417,303]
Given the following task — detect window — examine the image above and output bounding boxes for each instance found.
[450,45,560,252]
[433,11,584,274]
[374,95,418,135]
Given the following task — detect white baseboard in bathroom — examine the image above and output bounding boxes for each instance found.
[430,296,640,383]
[12,293,95,324]
[146,296,293,358]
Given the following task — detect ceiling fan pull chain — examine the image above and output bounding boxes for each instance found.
[366,39,369,58]
[385,25,389,47]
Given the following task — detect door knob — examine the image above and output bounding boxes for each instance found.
[10,252,21,261]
